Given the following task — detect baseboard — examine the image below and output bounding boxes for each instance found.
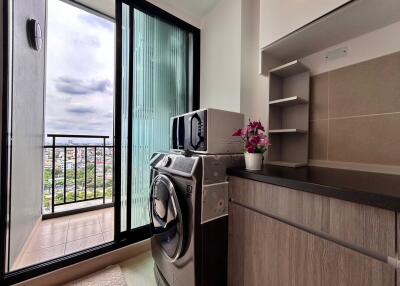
[309,159,400,175]
[15,239,151,286]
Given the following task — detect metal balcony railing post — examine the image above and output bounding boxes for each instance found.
[64,146,67,203]
[84,146,87,201]
[103,138,106,204]
[51,136,56,214]
[74,146,77,202]
[94,147,97,198]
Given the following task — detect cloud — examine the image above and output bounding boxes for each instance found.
[73,35,101,48]
[45,0,115,142]
[66,106,96,114]
[79,13,114,32]
[104,111,113,118]
[55,77,112,95]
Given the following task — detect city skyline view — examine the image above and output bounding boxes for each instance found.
[45,0,115,144]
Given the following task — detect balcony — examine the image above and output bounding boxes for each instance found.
[43,134,114,218]
[13,208,114,270]
[12,134,115,271]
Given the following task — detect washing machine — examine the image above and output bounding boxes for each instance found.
[149,152,243,286]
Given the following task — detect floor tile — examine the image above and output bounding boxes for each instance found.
[69,215,100,230]
[13,208,114,270]
[120,251,156,286]
[98,210,114,221]
[100,221,114,232]
[38,220,69,235]
[64,265,127,286]
[65,234,104,254]
[67,223,102,242]
[103,231,114,242]
[18,244,65,268]
[28,229,67,250]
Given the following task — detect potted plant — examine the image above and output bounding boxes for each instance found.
[232,120,270,171]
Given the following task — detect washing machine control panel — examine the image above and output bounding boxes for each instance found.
[151,153,199,177]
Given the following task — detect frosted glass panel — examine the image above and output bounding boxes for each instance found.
[130,9,190,228]
[120,3,130,232]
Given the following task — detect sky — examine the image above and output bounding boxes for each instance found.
[46,0,115,143]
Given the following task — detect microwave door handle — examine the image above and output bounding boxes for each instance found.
[190,113,200,150]
[176,119,179,148]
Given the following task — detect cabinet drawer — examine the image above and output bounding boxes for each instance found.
[228,176,396,257]
[228,204,395,286]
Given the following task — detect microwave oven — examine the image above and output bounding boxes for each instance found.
[170,108,244,154]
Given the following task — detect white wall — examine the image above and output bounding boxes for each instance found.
[302,20,400,75]
[10,0,46,267]
[200,0,267,124]
[240,0,267,123]
[200,0,242,113]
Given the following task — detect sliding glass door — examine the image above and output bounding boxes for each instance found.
[0,0,198,283]
[116,0,200,234]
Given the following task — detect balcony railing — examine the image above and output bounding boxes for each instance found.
[43,134,114,216]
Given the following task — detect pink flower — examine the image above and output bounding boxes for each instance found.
[259,137,270,147]
[248,120,265,132]
[246,145,256,153]
[232,119,270,153]
[232,128,242,136]
[249,136,260,145]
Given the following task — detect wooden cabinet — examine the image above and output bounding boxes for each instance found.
[259,0,351,48]
[228,204,395,286]
[229,176,396,257]
[228,176,397,286]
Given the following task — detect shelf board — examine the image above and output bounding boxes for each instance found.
[266,161,307,168]
[269,60,309,77]
[269,129,307,134]
[269,96,308,107]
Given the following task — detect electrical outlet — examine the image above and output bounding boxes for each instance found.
[325,47,348,61]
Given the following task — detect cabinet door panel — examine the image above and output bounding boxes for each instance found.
[228,204,395,286]
[228,204,290,286]
[229,177,324,230]
[327,198,396,257]
[229,177,396,257]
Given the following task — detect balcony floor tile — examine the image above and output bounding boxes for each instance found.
[12,207,114,271]
[65,233,104,255]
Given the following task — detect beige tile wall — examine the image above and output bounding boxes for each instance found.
[309,51,400,166]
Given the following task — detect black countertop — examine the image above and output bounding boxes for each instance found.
[227,165,400,211]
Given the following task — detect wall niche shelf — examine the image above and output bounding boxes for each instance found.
[267,60,310,168]
[269,129,307,134]
[269,96,308,107]
[269,60,309,77]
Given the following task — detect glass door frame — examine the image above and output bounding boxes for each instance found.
[0,0,200,284]
[114,0,200,239]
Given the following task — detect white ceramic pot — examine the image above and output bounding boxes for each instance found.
[244,153,264,171]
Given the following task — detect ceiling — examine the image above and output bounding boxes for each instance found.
[73,0,219,20]
[74,0,115,18]
[161,0,219,18]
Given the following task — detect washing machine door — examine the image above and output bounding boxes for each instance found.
[150,174,185,262]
